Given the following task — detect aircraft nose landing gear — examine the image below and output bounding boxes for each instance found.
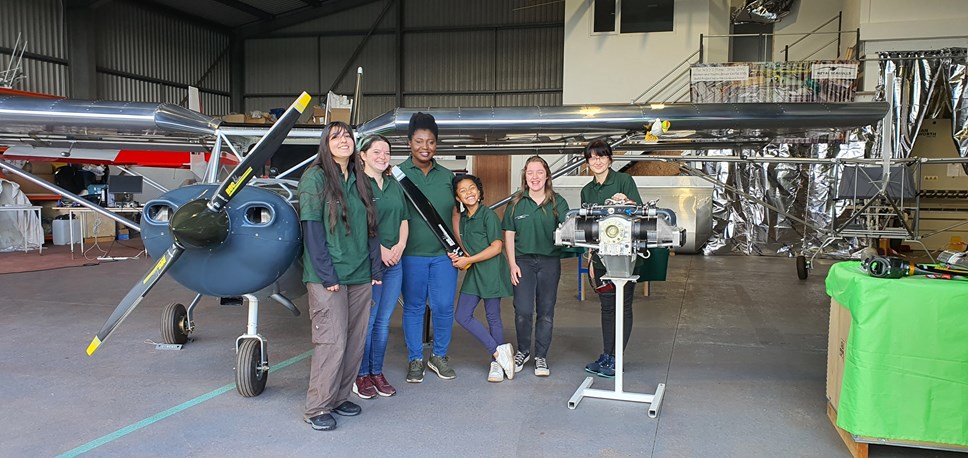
[234,294,269,397]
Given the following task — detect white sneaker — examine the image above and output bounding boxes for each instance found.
[495,343,515,380]
[534,357,550,377]
[487,361,503,383]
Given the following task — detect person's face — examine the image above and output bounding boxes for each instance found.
[328,127,354,162]
[361,140,391,173]
[587,153,611,175]
[524,161,547,193]
[409,129,437,167]
[455,178,481,208]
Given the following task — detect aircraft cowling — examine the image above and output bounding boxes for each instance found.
[140,184,302,297]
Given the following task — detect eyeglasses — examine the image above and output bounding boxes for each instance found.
[587,155,610,163]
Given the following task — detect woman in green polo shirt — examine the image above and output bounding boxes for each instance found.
[580,139,642,379]
[503,156,570,377]
[298,122,384,432]
[353,134,409,400]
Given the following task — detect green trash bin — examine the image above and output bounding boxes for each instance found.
[636,247,670,281]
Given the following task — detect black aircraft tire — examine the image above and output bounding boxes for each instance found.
[161,302,189,344]
[236,339,268,397]
[796,255,808,280]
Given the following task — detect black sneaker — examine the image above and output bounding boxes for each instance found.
[305,413,337,431]
[585,353,608,375]
[333,400,362,416]
[513,351,530,373]
[406,359,425,383]
[597,354,616,378]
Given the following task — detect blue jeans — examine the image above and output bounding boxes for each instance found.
[401,255,457,361]
[359,262,402,376]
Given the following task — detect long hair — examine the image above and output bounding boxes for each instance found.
[508,155,560,220]
[358,134,392,177]
[310,122,378,236]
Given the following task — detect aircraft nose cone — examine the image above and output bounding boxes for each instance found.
[169,199,229,249]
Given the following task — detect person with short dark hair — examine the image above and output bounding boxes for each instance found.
[398,112,460,382]
[580,138,642,378]
[299,122,384,431]
[503,156,570,377]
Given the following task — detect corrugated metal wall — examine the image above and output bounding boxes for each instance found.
[245,0,564,120]
[97,1,230,113]
[0,0,68,95]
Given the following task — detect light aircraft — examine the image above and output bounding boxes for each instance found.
[0,90,888,396]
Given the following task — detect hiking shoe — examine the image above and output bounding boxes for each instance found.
[513,350,530,373]
[487,361,504,383]
[333,400,362,416]
[596,354,616,378]
[534,357,550,377]
[353,375,377,399]
[585,353,608,375]
[495,343,515,380]
[370,373,396,397]
[427,354,456,379]
[406,359,425,383]
[305,413,337,431]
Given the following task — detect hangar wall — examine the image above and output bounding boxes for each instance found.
[243,0,565,122]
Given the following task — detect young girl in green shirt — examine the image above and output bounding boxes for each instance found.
[448,174,516,382]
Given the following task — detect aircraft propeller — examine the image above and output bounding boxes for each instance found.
[86,92,312,356]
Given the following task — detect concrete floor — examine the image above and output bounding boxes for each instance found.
[0,254,960,457]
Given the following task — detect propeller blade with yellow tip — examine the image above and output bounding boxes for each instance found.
[208,91,312,212]
[87,245,184,355]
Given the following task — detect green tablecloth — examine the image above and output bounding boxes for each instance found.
[825,262,968,446]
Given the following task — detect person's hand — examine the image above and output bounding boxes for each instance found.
[510,263,522,286]
[326,284,340,292]
[381,245,394,266]
[452,256,471,270]
[390,243,405,265]
[610,193,632,203]
[371,279,382,285]
[447,252,459,262]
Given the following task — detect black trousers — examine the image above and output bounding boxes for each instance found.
[512,254,561,359]
[596,280,634,355]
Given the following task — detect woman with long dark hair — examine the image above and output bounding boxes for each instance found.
[299,121,384,431]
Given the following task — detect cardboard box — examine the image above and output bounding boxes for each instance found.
[826,298,852,410]
[83,212,116,240]
[222,114,245,123]
[328,107,351,124]
[1,172,57,195]
[312,106,325,118]
[244,114,269,124]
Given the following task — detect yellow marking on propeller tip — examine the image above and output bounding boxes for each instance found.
[294,92,311,112]
[143,255,168,284]
[86,336,102,356]
[226,167,253,197]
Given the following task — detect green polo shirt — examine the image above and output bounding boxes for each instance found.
[459,205,512,298]
[502,192,571,257]
[580,169,642,206]
[580,169,643,275]
[399,156,455,257]
[370,176,411,249]
[298,166,371,285]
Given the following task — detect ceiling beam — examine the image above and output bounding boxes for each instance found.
[134,0,232,35]
[235,0,384,38]
[210,0,274,21]
[295,0,322,6]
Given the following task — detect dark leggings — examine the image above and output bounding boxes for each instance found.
[455,293,504,355]
[598,280,634,355]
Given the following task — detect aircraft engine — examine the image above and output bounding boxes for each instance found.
[141,184,301,297]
